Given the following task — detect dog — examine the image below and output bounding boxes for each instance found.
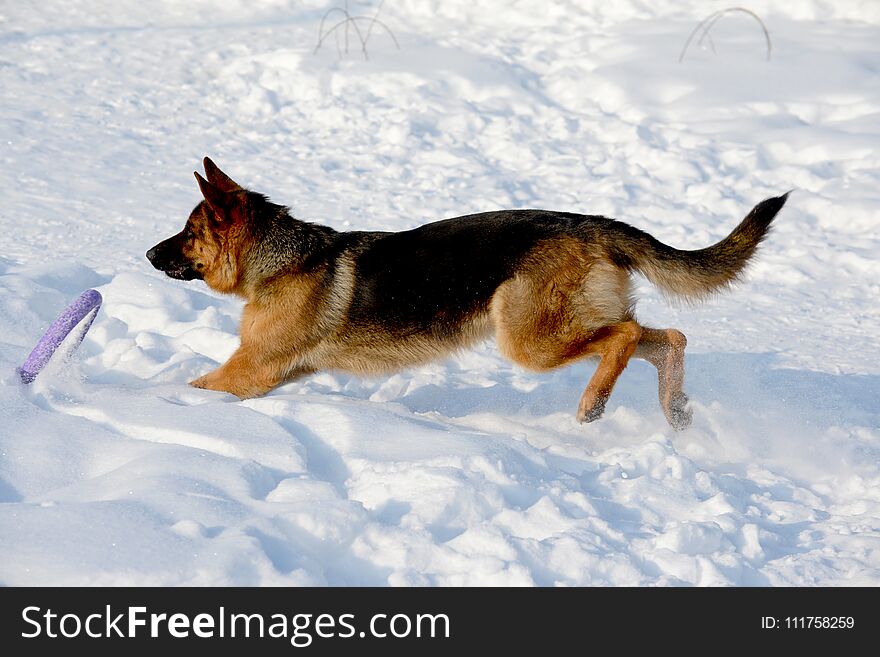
[147,158,787,430]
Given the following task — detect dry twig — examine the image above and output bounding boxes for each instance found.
[315,1,399,60]
[679,7,772,63]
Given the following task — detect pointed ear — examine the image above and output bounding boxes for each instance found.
[203,157,242,193]
[194,171,231,221]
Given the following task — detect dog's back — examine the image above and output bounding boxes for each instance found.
[340,210,594,333]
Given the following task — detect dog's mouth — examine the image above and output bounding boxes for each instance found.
[146,248,203,281]
[147,242,203,281]
[163,265,203,281]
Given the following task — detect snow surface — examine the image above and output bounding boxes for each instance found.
[1,0,879,586]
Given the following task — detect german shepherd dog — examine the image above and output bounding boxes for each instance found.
[147,158,787,430]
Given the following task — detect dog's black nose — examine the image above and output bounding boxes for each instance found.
[146,246,159,264]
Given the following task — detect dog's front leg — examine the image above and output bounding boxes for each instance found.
[189,346,290,399]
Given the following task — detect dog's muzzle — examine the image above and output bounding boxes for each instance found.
[146,241,202,281]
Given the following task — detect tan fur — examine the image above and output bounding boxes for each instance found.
[178,204,252,294]
[575,321,643,422]
[309,312,494,376]
[492,237,632,371]
[191,266,329,396]
[634,328,691,429]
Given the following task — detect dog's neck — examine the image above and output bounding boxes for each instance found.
[239,208,338,301]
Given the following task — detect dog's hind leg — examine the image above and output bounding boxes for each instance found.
[574,321,643,423]
[492,241,645,425]
[633,327,692,430]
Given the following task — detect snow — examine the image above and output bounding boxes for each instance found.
[1,0,879,585]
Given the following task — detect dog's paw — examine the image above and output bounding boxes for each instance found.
[577,398,607,424]
[189,375,211,389]
[666,392,693,431]
[188,374,251,399]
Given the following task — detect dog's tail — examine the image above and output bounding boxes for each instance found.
[602,193,788,299]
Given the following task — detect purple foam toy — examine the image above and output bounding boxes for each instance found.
[18,289,103,384]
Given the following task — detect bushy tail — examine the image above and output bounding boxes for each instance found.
[604,193,789,298]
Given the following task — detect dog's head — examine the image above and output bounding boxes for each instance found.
[147,157,256,293]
